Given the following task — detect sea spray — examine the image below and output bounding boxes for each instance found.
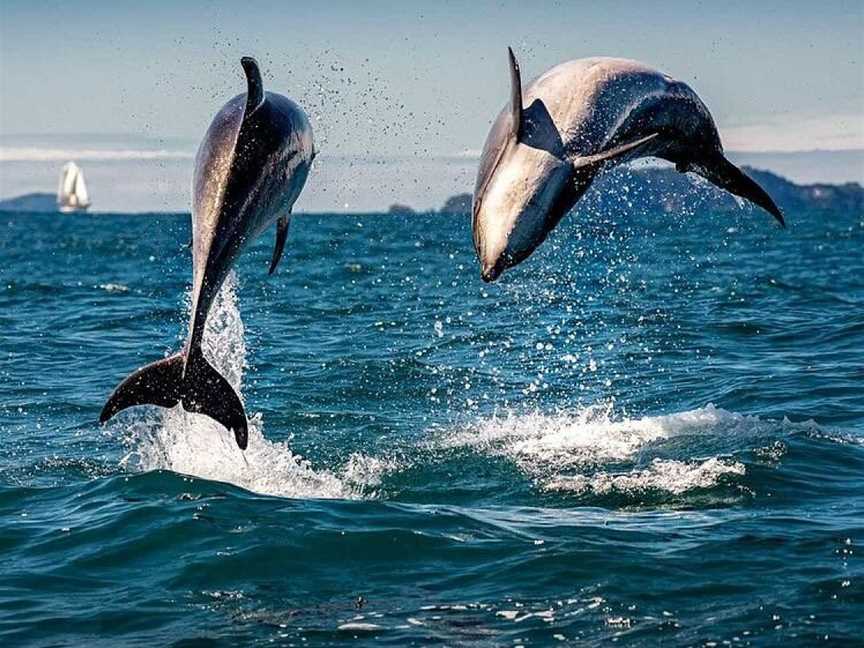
[437,404,793,496]
[120,271,389,499]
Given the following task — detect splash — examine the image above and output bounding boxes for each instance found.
[441,404,767,495]
[97,283,129,293]
[545,458,746,496]
[120,272,387,499]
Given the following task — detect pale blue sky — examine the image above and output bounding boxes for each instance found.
[1,0,862,157]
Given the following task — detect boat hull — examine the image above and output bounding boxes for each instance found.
[58,204,91,213]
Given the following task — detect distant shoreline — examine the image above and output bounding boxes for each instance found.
[3,164,860,217]
[3,149,862,213]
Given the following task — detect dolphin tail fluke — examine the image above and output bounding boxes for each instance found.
[100,353,184,423]
[181,348,249,449]
[100,349,249,450]
[695,154,785,227]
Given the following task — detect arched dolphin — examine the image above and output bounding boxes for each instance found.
[473,48,784,282]
[100,57,315,449]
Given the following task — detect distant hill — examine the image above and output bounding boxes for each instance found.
[582,165,863,216]
[727,149,864,186]
[389,194,471,215]
[388,203,416,215]
[0,193,57,212]
[437,166,863,217]
[739,167,863,213]
[440,193,472,215]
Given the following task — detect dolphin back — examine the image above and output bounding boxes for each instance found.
[192,95,245,255]
[191,71,314,283]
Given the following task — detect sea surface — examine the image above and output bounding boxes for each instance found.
[1,200,862,646]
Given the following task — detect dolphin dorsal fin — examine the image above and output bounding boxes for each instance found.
[507,47,523,141]
[240,57,265,116]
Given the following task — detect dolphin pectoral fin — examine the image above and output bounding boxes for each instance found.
[696,155,785,227]
[240,56,265,116]
[572,133,659,172]
[507,47,523,141]
[181,349,248,450]
[268,214,291,275]
[100,353,184,423]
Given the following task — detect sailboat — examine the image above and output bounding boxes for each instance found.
[57,162,91,213]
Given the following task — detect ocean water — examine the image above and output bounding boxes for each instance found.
[1,202,862,646]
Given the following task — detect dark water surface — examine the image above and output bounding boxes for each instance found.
[1,205,862,646]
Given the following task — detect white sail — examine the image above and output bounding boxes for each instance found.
[57,161,91,212]
[58,162,75,201]
[73,169,89,205]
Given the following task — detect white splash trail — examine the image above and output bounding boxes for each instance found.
[119,272,388,500]
[439,404,766,495]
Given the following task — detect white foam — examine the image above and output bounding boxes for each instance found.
[442,404,760,495]
[545,458,745,495]
[98,283,129,293]
[337,623,382,632]
[120,272,389,500]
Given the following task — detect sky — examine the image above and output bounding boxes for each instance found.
[1,0,862,157]
[0,1,862,211]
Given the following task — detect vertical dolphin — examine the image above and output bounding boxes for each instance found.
[100,57,315,449]
[473,48,784,281]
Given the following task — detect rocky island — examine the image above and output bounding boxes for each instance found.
[432,166,863,217]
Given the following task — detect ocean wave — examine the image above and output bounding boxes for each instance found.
[444,403,767,462]
[544,457,746,496]
[440,404,791,496]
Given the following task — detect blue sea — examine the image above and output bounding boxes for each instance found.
[1,202,862,646]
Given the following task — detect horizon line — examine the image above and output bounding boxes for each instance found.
[2,145,863,164]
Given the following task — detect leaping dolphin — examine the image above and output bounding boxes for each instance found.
[100,57,315,449]
[472,48,784,282]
